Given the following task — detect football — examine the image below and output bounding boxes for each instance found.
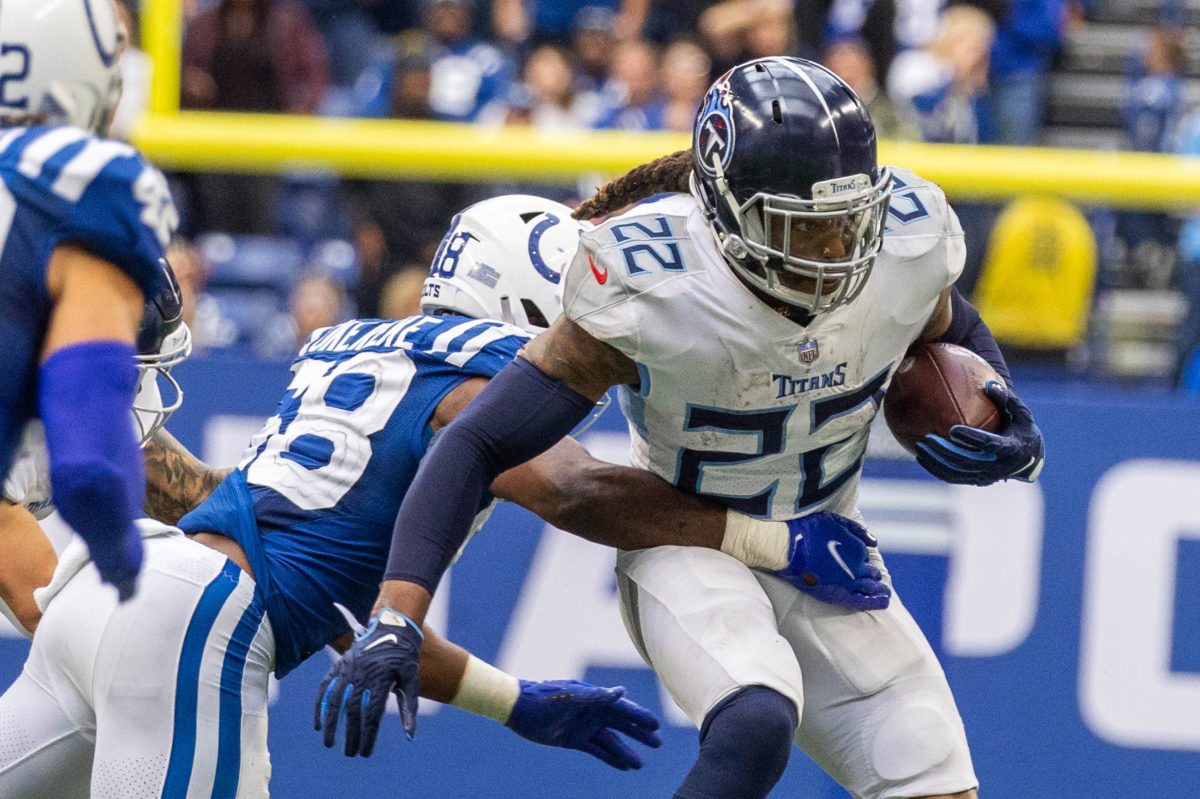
[883,342,1004,454]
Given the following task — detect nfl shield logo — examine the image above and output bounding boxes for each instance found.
[798,338,819,363]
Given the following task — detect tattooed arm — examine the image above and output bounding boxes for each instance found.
[143,428,230,525]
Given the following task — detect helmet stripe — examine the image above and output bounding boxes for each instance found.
[776,58,840,151]
[83,0,119,68]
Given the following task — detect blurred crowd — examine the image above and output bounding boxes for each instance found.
[114,0,1200,387]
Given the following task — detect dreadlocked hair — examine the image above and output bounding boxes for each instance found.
[573,150,693,221]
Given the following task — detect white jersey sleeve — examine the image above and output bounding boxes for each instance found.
[562,194,710,363]
[877,167,965,308]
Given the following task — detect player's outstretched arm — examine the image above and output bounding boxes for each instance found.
[321,318,641,752]
[318,617,661,768]
[143,427,231,525]
[377,316,637,621]
[492,436,728,550]
[39,245,147,601]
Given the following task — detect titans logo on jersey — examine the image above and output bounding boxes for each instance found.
[0,125,177,485]
[179,315,531,675]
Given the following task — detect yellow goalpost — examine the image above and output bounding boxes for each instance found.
[135,0,1200,209]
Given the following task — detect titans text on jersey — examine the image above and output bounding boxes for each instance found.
[773,363,849,398]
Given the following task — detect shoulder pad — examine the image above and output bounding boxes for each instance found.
[565,199,703,303]
[7,127,176,295]
[562,197,705,356]
[881,167,961,261]
[409,315,529,374]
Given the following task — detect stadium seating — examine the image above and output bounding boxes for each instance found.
[1045,0,1200,150]
[198,233,305,295]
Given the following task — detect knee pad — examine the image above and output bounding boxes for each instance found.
[869,696,956,782]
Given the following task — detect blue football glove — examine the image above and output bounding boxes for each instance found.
[914,381,1045,487]
[773,511,891,611]
[315,604,423,757]
[506,680,662,771]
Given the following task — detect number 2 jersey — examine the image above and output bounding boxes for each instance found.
[562,168,963,522]
[0,125,175,486]
[178,315,531,676]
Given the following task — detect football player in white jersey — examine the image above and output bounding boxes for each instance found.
[0,0,180,601]
[338,58,1045,799]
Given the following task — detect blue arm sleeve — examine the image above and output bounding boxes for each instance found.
[38,341,145,597]
[935,286,1013,387]
[384,357,597,593]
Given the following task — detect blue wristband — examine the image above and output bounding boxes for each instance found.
[39,341,145,592]
[936,286,1013,386]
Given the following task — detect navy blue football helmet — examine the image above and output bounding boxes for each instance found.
[133,258,192,444]
[690,57,892,314]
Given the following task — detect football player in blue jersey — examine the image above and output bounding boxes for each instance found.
[0,0,179,601]
[0,257,191,637]
[1,192,846,797]
[335,59,1046,799]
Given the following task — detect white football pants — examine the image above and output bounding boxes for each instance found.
[616,545,979,799]
[0,527,274,799]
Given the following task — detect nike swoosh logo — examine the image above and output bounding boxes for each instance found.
[827,541,857,579]
[791,530,804,554]
[1018,455,1044,482]
[363,634,398,652]
[588,253,608,284]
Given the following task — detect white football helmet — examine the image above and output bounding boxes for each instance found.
[421,195,585,332]
[0,0,124,134]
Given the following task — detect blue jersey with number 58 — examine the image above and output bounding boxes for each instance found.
[0,125,176,487]
[179,314,531,675]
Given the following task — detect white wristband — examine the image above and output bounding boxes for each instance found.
[720,511,790,570]
[450,655,521,725]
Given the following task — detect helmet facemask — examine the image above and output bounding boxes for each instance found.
[132,256,191,446]
[697,158,892,315]
[132,322,192,446]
